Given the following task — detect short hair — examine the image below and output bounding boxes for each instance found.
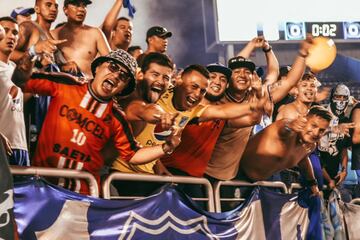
[182,64,210,80]
[117,16,130,22]
[140,52,173,73]
[0,16,17,24]
[128,45,142,55]
[301,72,317,81]
[307,105,332,122]
[115,17,130,30]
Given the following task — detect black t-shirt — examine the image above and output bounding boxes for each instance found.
[350,103,360,170]
[318,111,351,178]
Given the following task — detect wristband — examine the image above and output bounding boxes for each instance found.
[306,178,318,187]
[162,143,174,155]
[341,166,346,172]
[28,45,37,58]
[262,46,272,53]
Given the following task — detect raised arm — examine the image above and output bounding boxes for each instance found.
[352,107,360,144]
[270,36,313,103]
[101,0,123,40]
[262,40,279,86]
[11,22,37,63]
[236,37,264,58]
[11,52,34,89]
[95,28,111,56]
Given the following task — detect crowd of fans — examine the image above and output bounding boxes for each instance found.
[1,0,360,208]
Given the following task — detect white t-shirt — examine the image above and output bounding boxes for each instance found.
[0,60,27,150]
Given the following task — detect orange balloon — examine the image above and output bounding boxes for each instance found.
[306,37,337,73]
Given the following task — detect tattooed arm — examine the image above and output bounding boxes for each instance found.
[11,51,35,89]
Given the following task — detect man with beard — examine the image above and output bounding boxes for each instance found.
[102,0,133,51]
[51,0,111,78]
[318,84,354,193]
[112,61,269,176]
[12,49,182,195]
[240,106,332,195]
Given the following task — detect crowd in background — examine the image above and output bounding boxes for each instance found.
[1,0,360,210]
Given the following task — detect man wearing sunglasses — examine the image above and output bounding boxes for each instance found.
[12,49,181,195]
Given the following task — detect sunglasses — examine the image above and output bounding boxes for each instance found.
[107,61,131,83]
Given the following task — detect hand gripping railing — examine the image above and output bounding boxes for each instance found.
[10,166,99,197]
[102,172,215,212]
[213,180,288,212]
[288,183,303,194]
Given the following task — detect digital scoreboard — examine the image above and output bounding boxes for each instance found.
[285,22,360,40]
[215,0,360,42]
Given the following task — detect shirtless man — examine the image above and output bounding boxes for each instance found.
[51,0,111,78]
[102,0,133,51]
[240,106,332,195]
[12,0,65,63]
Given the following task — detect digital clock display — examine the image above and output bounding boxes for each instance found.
[305,22,343,38]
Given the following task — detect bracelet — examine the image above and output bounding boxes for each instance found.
[28,45,37,58]
[162,143,174,155]
[341,166,346,172]
[262,46,272,53]
[298,51,308,58]
[306,178,318,187]
[284,120,293,133]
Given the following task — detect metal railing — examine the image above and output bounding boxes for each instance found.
[289,183,303,194]
[213,180,288,212]
[10,166,99,197]
[102,172,215,212]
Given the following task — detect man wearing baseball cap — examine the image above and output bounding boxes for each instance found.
[144,26,172,54]
[51,0,110,78]
[12,49,182,195]
[10,7,35,24]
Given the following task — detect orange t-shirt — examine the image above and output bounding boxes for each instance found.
[161,119,225,177]
[25,76,139,195]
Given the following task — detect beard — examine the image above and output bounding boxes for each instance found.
[138,79,163,103]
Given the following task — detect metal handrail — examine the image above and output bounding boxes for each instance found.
[213,180,288,212]
[103,172,215,212]
[10,166,99,197]
[289,183,303,194]
[350,198,360,204]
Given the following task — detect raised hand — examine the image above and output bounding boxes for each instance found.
[289,116,307,133]
[336,122,355,137]
[299,34,313,57]
[35,39,67,56]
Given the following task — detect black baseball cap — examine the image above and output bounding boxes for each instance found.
[146,26,172,39]
[206,63,232,81]
[279,66,292,78]
[64,0,92,6]
[228,56,256,72]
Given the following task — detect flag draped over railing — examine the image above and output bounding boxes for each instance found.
[13,178,323,239]
[0,143,17,240]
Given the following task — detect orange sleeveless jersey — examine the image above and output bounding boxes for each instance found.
[161,119,225,177]
[25,76,139,195]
